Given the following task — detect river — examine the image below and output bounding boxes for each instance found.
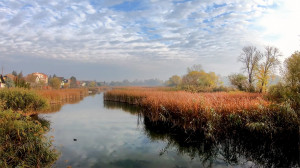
[38,93,299,168]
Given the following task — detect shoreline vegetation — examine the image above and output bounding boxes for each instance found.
[0,87,104,167]
[104,87,299,138]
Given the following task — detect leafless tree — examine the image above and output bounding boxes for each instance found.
[238,46,262,92]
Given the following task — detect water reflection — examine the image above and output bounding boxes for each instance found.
[105,101,300,168]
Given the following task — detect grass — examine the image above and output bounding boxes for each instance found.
[36,88,89,104]
[0,110,59,167]
[0,88,49,113]
[104,87,299,137]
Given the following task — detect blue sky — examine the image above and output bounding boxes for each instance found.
[0,0,299,81]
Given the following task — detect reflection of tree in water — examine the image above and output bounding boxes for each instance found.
[103,101,300,167]
[142,117,300,167]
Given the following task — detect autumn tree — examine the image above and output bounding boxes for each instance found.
[238,46,262,92]
[256,46,281,93]
[88,81,96,87]
[166,75,182,87]
[284,51,300,92]
[70,76,77,88]
[5,77,15,88]
[181,69,220,92]
[14,72,30,88]
[49,77,61,89]
[228,73,248,91]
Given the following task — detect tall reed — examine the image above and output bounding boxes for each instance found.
[104,87,299,136]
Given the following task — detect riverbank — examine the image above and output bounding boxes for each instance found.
[0,88,59,167]
[104,87,299,138]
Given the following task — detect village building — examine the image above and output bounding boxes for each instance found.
[31,72,48,84]
[0,75,5,88]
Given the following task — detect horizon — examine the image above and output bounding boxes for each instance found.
[1,0,299,81]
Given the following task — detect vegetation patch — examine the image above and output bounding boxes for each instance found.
[0,110,59,167]
[104,87,299,137]
[0,88,49,113]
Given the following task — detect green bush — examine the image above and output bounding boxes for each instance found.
[0,88,49,113]
[0,110,59,167]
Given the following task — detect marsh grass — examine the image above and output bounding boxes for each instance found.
[37,88,89,104]
[104,87,299,137]
[0,88,49,113]
[0,110,59,167]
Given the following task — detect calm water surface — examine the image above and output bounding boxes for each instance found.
[39,93,299,168]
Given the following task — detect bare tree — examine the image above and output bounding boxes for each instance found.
[238,46,262,92]
[187,64,203,73]
[256,46,281,92]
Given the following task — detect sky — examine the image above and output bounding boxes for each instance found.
[0,0,299,81]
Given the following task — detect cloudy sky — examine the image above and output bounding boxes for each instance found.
[0,0,299,81]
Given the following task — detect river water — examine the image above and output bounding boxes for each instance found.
[38,93,299,168]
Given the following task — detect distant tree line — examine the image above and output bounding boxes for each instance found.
[109,79,164,86]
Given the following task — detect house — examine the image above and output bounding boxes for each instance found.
[31,72,48,84]
[4,74,15,81]
[0,75,5,88]
[61,79,70,88]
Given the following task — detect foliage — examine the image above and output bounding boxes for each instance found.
[0,110,59,167]
[4,77,15,88]
[14,72,30,89]
[49,77,61,89]
[70,76,77,88]
[268,51,300,109]
[0,88,49,113]
[256,46,281,93]
[181,70,221,92]
[166,75,182,87]
[284,51,300,92]
[228,73,248,91]
[88,81,96,87]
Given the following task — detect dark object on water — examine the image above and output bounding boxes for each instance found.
[73,139,77,141]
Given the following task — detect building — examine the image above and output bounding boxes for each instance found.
[31,72,48,84]
[0,75,5,88]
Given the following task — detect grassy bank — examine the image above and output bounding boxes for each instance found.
[0,88,49,113]
[37,88,89,104]
[0,88,59,167]
[104,87,299,137]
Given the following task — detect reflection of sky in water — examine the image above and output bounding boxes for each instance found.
[40,94,231,168]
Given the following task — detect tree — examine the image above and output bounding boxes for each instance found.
[49,77,61,89]
[256,46,281,93]
[70,76,77,88]
[5,77,15,88]
[228,73,248,91]
[181,70,220,91]
[238,46,262,92]
[88,81,96,87]
[187,64,203,73]
[284,51,300,92]
[14,72,30,88]
[166,75,182,87]
[12,70,17,76]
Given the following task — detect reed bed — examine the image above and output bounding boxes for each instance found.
[104,87,299,136]
[37,88,89,104]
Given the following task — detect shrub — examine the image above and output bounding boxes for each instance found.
[0,110,59,167]
[0,88,49,113]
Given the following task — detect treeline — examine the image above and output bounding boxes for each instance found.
[109,79,164,86]
[166,45,299,109]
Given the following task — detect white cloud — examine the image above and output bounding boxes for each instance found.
[0,0,298,78]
